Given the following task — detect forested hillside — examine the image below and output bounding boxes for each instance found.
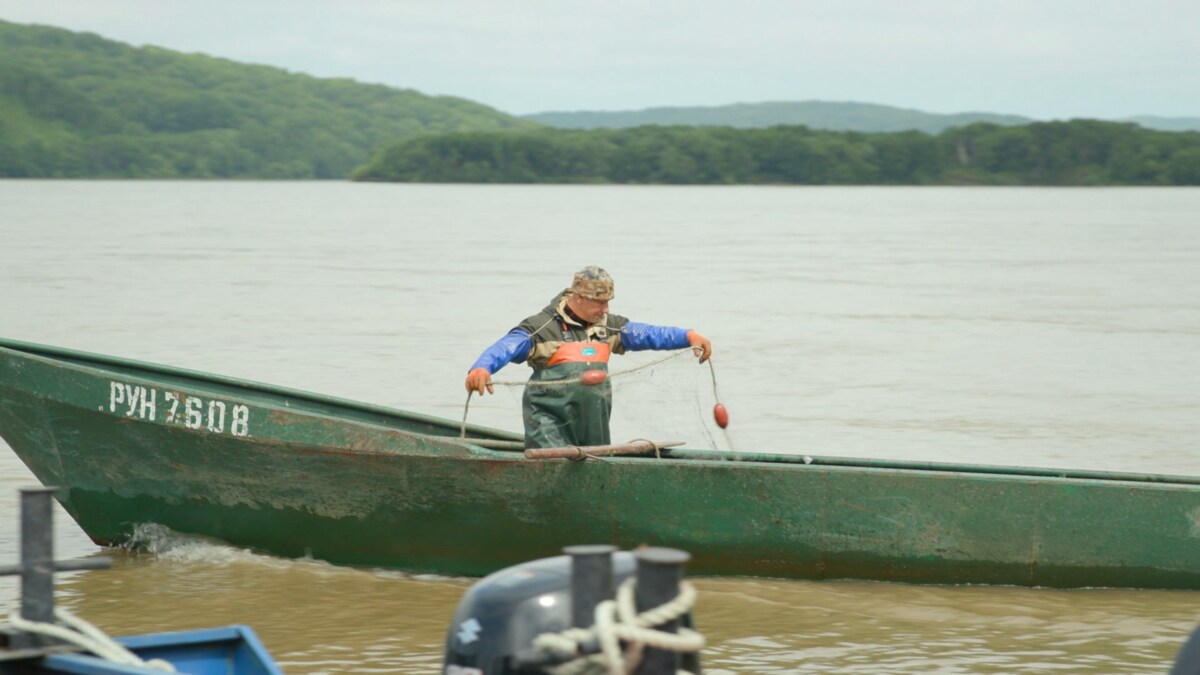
[523,101,1033,134]
[4,19,1197,184]
[353,120,1200,185]
[0,19,537,178]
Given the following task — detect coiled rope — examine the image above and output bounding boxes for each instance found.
[532,577,704,675]
[6,607,177,671]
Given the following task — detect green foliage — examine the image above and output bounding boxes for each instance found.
[1166,149,1200,185]
[0,19,537,178]
[355,120,1200,186]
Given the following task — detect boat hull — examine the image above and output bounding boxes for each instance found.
[3,338,1200,589]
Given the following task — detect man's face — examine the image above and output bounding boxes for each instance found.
[571,295,610,324]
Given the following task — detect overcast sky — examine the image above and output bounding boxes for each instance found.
[1,0,1196,119]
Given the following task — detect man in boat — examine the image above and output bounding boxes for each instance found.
[465,266,713,449]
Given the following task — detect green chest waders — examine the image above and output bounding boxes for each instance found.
[522,341,612,449]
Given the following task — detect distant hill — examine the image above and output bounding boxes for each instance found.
[1120,115,1200,132]
[524,101,1200,135]
[0,19,538,178]
[522,101,1035,134]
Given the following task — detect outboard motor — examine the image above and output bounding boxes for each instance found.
[442,545,701,675]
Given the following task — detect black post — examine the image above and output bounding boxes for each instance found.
[564,544,617,629]
[0,487,112,651]
[633,547,690,675]
[19,487,57,624]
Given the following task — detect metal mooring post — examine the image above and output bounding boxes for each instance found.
[0,487,112,650]
[564,544,617,629]
[633,547,691,675]
[20,487,57,623]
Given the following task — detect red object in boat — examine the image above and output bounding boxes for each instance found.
[580,369,607,386]
[713,403,729,428]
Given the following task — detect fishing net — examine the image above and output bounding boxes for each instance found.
[607,350,728,451]
[466,349,734,452]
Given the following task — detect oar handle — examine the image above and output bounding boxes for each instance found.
[524,440,685,460]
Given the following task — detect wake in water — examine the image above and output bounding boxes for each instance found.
[120,523,460,582]
[123,523,290,567]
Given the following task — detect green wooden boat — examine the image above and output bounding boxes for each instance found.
[2,337,1199,590]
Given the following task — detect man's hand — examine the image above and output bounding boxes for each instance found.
[466,368,494,395]
[687,330,712,364]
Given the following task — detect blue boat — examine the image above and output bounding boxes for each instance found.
[9,626,281,674]
[0,487,282,674]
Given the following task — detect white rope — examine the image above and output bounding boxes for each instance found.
[6,608,176,672]
[532,578,704,675]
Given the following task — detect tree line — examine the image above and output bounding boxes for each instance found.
[353,120,1200,185]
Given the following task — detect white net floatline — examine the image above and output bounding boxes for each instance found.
[464,349,736,452]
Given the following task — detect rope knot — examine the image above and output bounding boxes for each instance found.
[532,578,704,675]
[627,438,661,459]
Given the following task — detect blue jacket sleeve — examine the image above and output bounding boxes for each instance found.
[620,322,690,352]
[469,328,532,374]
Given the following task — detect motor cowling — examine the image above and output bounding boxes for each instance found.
[442,552,638,674]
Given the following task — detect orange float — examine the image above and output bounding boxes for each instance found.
[713,403,729,429]
[580,369,608,386]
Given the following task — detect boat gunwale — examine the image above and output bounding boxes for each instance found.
[661,449,1200,486]
[0,337,521,443]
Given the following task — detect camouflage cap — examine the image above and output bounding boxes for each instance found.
[570,266,615,301]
